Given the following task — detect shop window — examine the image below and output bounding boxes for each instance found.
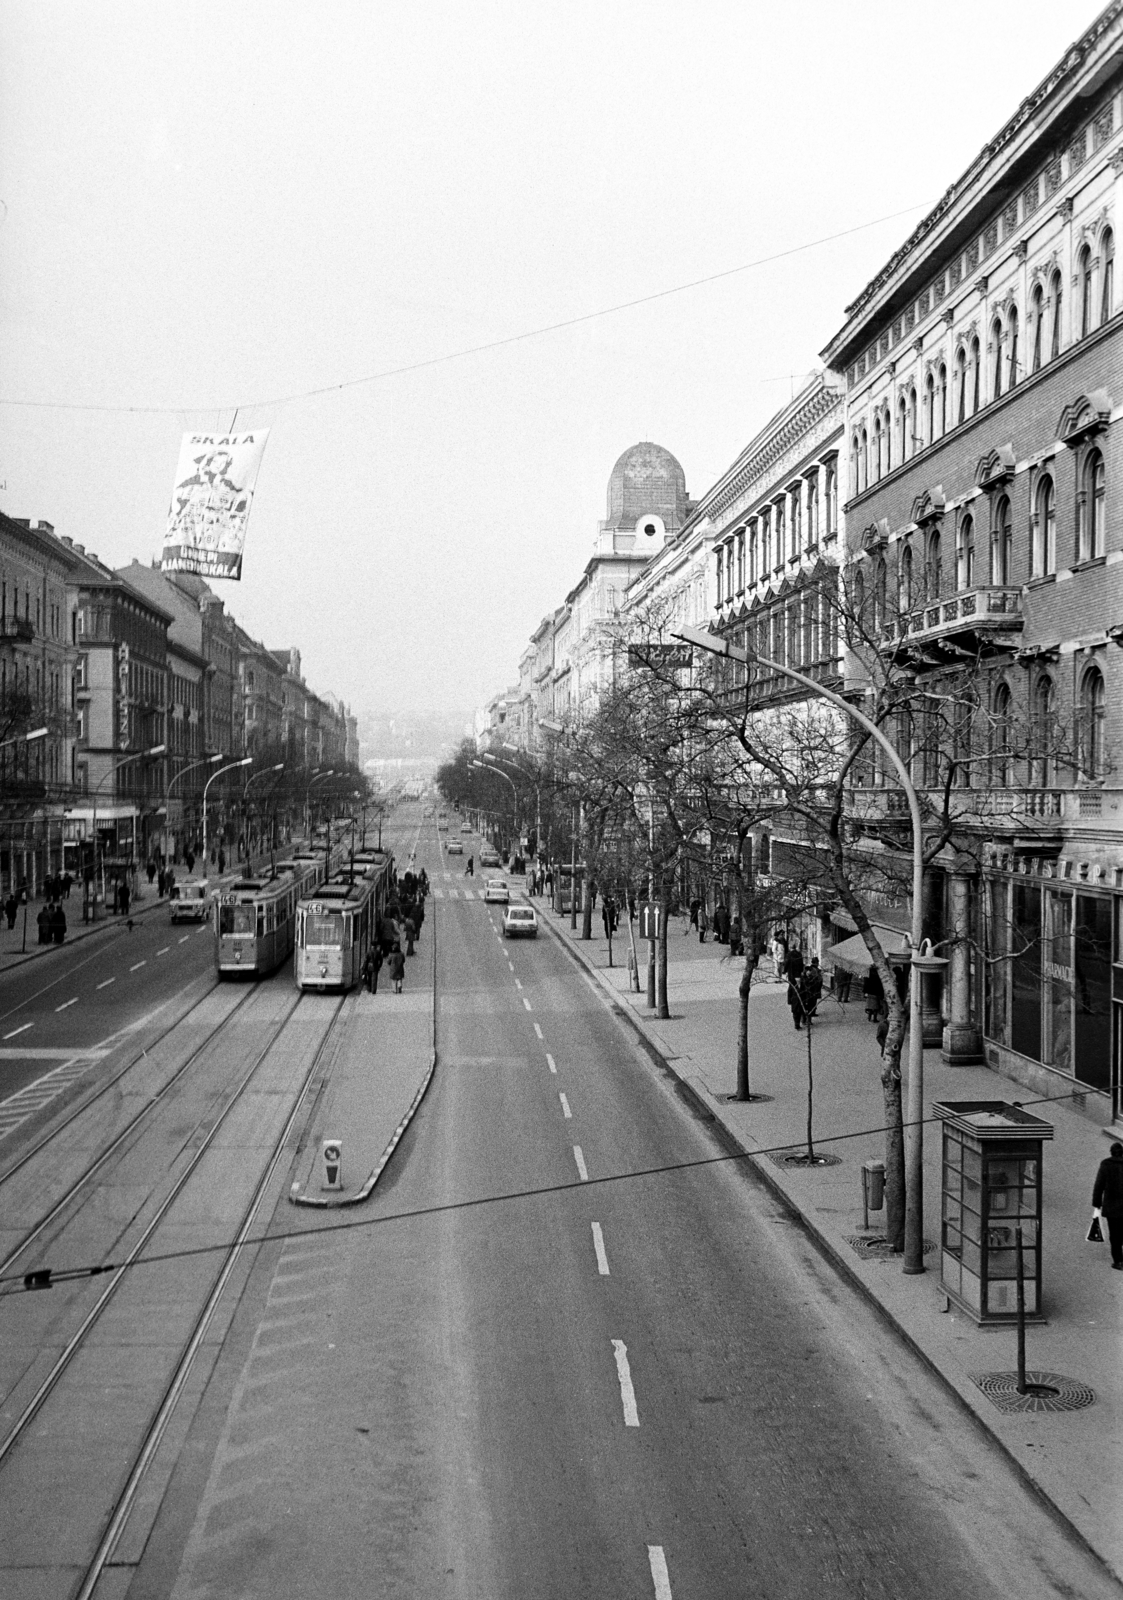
[1074,895,1112,1091]
[1011,881,1042,1062]
[986,879,1011,1045]
[1043,889,1073,1073]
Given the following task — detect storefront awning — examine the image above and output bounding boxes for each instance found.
[821,925,911,974]
[829,906,858,932]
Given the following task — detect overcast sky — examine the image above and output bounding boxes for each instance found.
[0,1,1103,730]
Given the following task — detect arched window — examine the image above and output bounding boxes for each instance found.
[926,529,942,601]
[1050,270,1063,359]
[749,524,759,585]
[851,567,866,627]
[991,317,1004,399]
[1007,306,1018,389]
[896,396,907,460]
[899,540,914,612]
[1081,666,1106,778]
[736,530,745,591]
[908,386,918,456]
[1030,283,1044,372]
[825,464,836,534]
[957,512,975,589]
[1102,229,1115,325]
[873,555,887,633]
[790,486,802,557]
[761,510,771,573]
[1079,244,1093,338]
[925,373,936,443]
[1077,448,1106,562]
[991,494,1012,585]
[802,592,815,664]
[970,336,981,413]
[1033,474,1056,577]
[955,347,967,424]
[937,363,947,438]
[807,475,819,545]
[991,682,1013,786]
[1031,675,1055,786]
[851,431,860,489]
[715,548,724,607]
[775,499,786,560]
[873,413,884,480]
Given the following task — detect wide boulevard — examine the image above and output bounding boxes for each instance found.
[0,802,1114,1600]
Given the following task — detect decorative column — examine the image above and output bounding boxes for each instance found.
[942,859,984,1065]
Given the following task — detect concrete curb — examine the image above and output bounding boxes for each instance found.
[289,884,440,1211]
[537,907,1121,1584]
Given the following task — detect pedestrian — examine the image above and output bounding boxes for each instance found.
[689,897,700,931]
[368,943,383,993]
[729,915,743,957]
[218,847,226,875]
[157,868,166,898]
[465,856,474,876]
[62,871,72,899]
[876,1017,890,1057]
[37,902,52,944]
[802,957,823,1021]
[51,903,66,945]
[185,850,195,873]
[119,880,131,917]
[787,973,805,1030]
[388,942,405,994]
[834,966,853,1003]
[4,893,17,930]
[545,867,554,895]
[770,931,788,981]
[404,916,416,956]
[698,906,709,944]
[1093,1142,1123,1270]
[713,903,730,944]
[147,860,156,884]
[863,965,884,1022]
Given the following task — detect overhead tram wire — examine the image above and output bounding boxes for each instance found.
[0,203,927,418]
[0,1083,1089,1297]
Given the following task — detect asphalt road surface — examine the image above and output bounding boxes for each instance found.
[115,813,1116,1600]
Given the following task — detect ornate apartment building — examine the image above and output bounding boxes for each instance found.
[821,3,1123,1116]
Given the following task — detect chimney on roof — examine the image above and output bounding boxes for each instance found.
[36,521,54,535]
[60,535,73,546]
[74,544,85,554]
[12,518,30,528]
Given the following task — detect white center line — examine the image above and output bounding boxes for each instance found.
[97,977,116,989]
[612,1339,640,1426]
[156,946,170,956]
[533,1023,543,1040]
[179,936,190,944]
[546,1052,557,1074]
[648,1546,672,1599]
[559,1092,572,1119]
[55,997,78,1012]
[508,961,515,971]
[591,1222,610,1275]
[514,978,523,990]
[522,997,532,1012]
[130,961,147,972]
[573,1145,588,1181]
[3,1022,33,1039]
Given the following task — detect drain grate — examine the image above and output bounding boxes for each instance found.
[768,1148,843,1170]
[971,1371,1095,1414]
[846,1234,934,1259]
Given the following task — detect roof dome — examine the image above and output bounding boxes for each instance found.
[605,441,688,532]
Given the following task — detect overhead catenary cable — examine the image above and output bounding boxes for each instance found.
[0,204,926,418]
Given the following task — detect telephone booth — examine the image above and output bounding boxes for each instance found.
[933,1100,1054,1325]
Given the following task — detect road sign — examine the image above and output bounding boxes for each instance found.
[321,1138,343,1191]
[640,901,663,941]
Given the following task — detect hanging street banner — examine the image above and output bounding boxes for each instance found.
[161,430,270,581]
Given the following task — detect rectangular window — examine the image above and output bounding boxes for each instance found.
[1074,895,1111,1091]
[1010,882,1041,1062]
[1042,890,1073,1073]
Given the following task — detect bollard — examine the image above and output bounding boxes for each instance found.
[862,1159,885,1231]
[321,1138,343,1191]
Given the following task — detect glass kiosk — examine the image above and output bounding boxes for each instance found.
[933,1101,1054,1325]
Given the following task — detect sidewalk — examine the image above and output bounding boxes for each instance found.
[289,935,436,1210]
[537,896,1123,1584]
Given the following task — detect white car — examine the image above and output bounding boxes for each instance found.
[447,838,463,855]
[461,823,472,835]
[503,905,538,939]
[170,879,210,923]
[484,877,509,904]
[479,847,501,868]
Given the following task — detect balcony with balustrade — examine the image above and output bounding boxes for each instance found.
[880,582,1023,664]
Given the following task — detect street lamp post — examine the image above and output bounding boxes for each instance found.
[304,769,335,843]
[499,743,542,854]
[89,742,167,919]
[164,752,224,865]
[481,753,521,844]
[203,757,252,876]
[674,622,942,1276]
[243,762,284,870]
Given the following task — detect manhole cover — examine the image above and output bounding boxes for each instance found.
[768,1148,843,1169]
[846,1234,935,1259]
[971,1371,1095,1414]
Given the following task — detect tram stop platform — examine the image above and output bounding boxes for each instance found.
[288,944,436,1210]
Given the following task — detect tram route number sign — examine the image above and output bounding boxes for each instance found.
[639,902,663,941]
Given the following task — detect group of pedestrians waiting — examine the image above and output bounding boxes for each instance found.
[361,867,429,996]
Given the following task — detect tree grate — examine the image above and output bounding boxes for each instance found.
[768,1148,843,1169]
[970,1371,1095,1414]
[846,1234,935,1259]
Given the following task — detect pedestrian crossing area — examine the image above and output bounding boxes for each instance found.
[0,1049,109,1139]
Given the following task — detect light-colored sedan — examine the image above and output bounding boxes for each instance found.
[483,877,509,904]
[502,905,538,939]
[447,839,463,855]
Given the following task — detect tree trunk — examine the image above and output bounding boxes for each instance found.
[880,1006,907,1249]
[805,1011,816,1160]
[734,950,758,1100]
[626,898,641,992]
[656,886,670,1018]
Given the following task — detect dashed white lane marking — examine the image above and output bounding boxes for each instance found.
[522,997,532,1012]
[612,1339,640,1426]
[129,961,147,972]
[4,1022,33,1039]
[559,1092,572,1119]
[546,1052,557,1074]
[573,1145,588,1181]
[156,946,170,956]
[533,1022,543,1039]
[178,936,190,944]
[507,960,515,971]
[648,1545,672,1598]
[592,1222,610,1275]
[55,997,78,1012]
[97,977,116,989]
[514,978,523,990]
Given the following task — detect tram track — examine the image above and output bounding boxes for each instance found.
[0,986,350,1599]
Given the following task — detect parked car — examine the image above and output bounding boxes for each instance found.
[447,839,463,855]
[502,905,538,938]
[170,879,210,923]
[480,847,501,868]
[483,877,509,904]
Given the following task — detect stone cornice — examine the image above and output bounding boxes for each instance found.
[690,387,842,531]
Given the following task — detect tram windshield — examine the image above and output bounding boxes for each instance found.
[302,908,344,947]
[219,904,256,937]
